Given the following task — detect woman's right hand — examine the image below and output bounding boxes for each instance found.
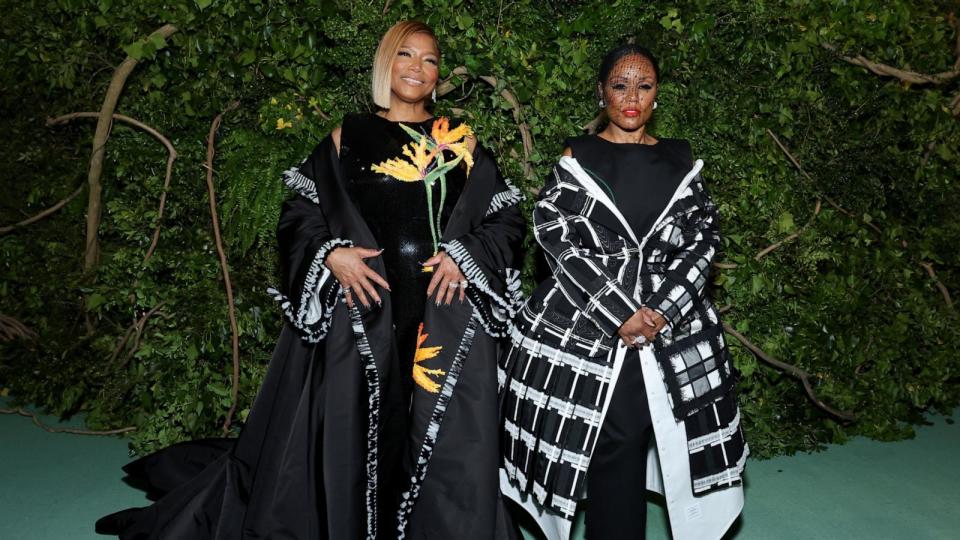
[324,246,391,308]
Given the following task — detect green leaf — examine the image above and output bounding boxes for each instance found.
[751,274,766,294]
[777,211,795,233]
[148,33,170,52]
[456,14,474,30]
[86,293,107,310]
[238,49,256,66]
[122,41,144,60]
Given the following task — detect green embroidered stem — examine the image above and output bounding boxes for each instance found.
[436,154,447,251]
[424,178,438,254]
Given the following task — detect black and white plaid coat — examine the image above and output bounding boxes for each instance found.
[499,156,747,540]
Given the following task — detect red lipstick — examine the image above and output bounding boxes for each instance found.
[623,108,639,117]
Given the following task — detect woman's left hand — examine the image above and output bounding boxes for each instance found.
[618,307,667,348]
[424,251,468,306]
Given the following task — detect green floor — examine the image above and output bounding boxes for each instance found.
[2,397,957,539]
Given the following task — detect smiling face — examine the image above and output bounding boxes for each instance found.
[598,53,658,132]
[389,32,440,106]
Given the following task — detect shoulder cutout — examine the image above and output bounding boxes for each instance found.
[562,146,573,157]
[331,125,342,156]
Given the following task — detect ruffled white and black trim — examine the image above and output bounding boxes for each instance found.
[440,239,524,338]
[281,165,319,204]
[396,317,479,539]
[485,177,523,216]
[348,303,381,540]
[267,237,353,343]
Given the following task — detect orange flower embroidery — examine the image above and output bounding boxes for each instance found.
[430,117,474,175]
[370,117,474,260]
[412,323,445,393]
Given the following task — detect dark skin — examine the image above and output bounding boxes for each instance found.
[563,53,667,348]
[325,31,475,309]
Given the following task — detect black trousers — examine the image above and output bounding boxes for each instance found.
[586,353,654,539]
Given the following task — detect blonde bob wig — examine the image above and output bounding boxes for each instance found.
[371,21,440,109]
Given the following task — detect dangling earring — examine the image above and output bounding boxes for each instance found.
[598,98,605,108]
[653,101,658,110]
[432,88,437,101]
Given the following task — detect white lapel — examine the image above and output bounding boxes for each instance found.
[557,156,704,252]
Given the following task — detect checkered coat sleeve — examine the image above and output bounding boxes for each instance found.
[533,173,641,337]
[644,176,719,332]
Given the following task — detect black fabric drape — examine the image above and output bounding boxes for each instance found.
[97,131,525,540]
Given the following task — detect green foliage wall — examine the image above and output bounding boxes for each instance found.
[1,0,958,457]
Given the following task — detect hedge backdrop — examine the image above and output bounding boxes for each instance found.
[1,0,958,457]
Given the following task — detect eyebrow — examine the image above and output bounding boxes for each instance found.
[607,76,655,83]
[399,45,439,57]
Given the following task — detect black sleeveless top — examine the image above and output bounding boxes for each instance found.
[565,135,693,239]
[339,113,467,391]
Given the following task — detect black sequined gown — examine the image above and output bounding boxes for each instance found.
[339,113,466,397]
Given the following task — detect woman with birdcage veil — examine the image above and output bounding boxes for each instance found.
[498,45,747,539]
[97,20,524,540]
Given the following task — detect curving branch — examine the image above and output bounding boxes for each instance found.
[0,407,135,436]
[0,184,84,237]
[768,130,953,309]
[723,322,857,422]
[919,262,954,309]
[766,129,882,234]
[0,314,37,342]
[583,111,606,135]
[437,67,536,180]
[755,198,822,261]
[82,23,178,275]
[821,42,960,86]
[47,112,178,263]
[823,15,960,117]
[109,302,168,365]
[204,101,242,436]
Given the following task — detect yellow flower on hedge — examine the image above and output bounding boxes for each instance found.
[371,156,422,182]
[430,117,474,174]
[412,323,445,393]
[275,117,293,130]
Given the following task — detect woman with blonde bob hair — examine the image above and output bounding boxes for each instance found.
[97,20,524,540]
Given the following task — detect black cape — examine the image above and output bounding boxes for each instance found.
[96,134,525,539]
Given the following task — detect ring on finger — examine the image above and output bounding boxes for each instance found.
[632,335,647,345]
[448,282,459,289]
[459,280,468,288]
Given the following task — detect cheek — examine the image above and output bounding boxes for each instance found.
[391,59,409,77]
[423,65,439,83]
[605,90,625,105]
